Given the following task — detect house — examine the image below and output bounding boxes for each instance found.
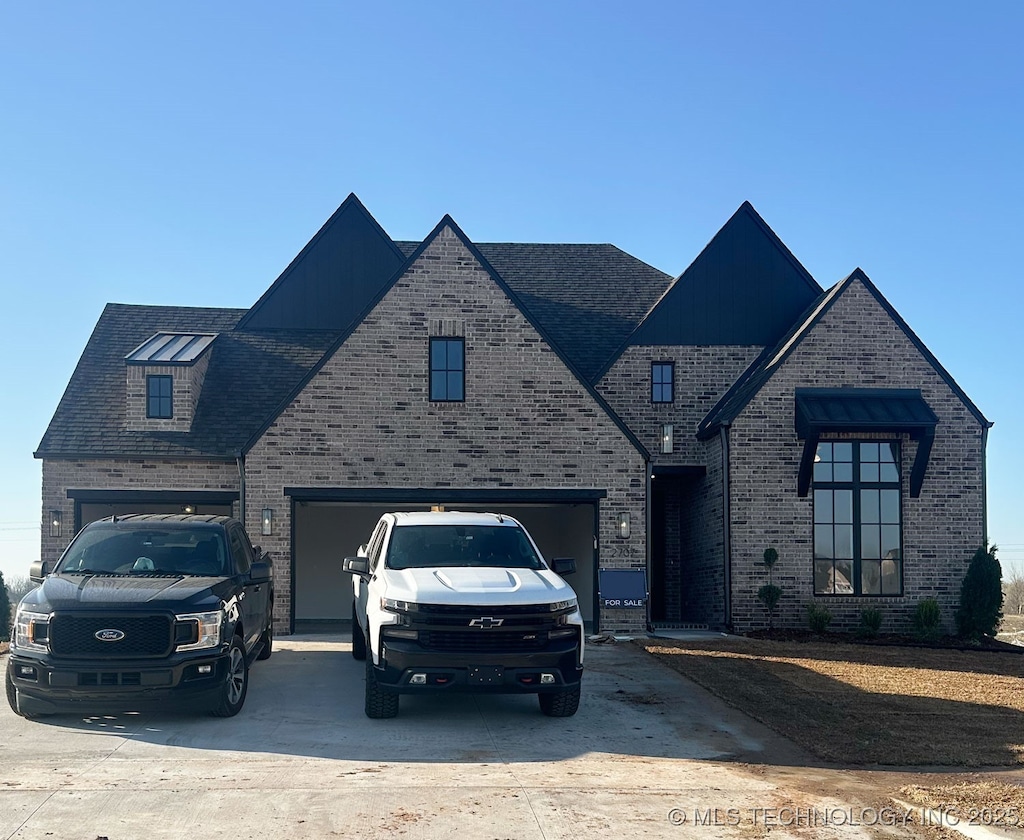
[35,195,991,635]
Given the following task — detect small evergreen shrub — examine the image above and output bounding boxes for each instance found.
[806,602,832,634]
[0,571,11,643]
[912,598,942,641]
[757,547,782,629]
[857,607,883,638]
[956,545,1003,640]
[757,584,783,620]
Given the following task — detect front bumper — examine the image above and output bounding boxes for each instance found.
[376,637,583,694]
[7,648,230,715]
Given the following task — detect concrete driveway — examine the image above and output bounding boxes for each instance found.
[1,638,914,839]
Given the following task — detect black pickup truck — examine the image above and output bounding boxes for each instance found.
[6,514,273,718]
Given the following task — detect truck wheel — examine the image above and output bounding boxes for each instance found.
[539,684,581,717]
[364,644,399,719]
[256,620,273,661]
[211,635,249,717]
[351,604,366,660]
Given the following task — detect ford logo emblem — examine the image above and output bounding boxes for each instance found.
[94,629,125,642]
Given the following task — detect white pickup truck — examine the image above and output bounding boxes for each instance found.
[343,510,584,719]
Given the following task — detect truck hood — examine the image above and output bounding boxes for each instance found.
[32,574,230,611]
[384,566,577,607]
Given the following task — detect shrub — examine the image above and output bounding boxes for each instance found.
[857,607,883,638]
[806,602,832,634]
[758,584,783,619]
[757,547,782,629]
[0,571,11,643]
[912,598,942,641]
[956,545,1003,640]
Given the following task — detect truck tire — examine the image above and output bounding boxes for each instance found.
[538,684,581,717]
[211,635,249,717]
[351,604,366,660]
[364,643,399,719]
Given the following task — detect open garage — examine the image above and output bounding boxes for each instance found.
[287,489,601,633]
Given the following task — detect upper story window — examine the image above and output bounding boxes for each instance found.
[813,441,902,596]
[146,375,173,419]
[430,338,465,402]
[651,362,674,403]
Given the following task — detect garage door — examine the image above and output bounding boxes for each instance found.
[70,490,238,533]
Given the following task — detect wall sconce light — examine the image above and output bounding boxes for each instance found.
[660,423,674,454]
[617,512,630,539]
[261,508,274,536]
[49,510,62,538]
[181,503,196,514]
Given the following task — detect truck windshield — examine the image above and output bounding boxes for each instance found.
[386,525,545,571]
[56,527,229,576]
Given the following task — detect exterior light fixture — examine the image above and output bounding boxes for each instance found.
[181,503,196,514]
[660,423,674,454]
[261,508,274,536]
[617,512,630,539]
[49,510,62,538]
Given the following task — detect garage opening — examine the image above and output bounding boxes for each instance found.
[288,489,602,634]
[69,490,238,533]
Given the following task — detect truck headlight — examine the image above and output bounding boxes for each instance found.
[381,598,418,614]
[174,610,223,651]
[13,608,50,653]
[549,598,578,613]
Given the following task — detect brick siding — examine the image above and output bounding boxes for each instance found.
[727,280,986,634]
[244,226,649,633]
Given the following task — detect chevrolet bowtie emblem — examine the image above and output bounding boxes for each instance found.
[469,616,504,629]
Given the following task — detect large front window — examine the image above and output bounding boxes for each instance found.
[813,441,902,596]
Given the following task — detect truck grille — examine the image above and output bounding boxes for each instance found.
[49,614,174,659]
[419,631,548,653]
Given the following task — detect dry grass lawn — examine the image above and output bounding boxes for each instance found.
[640,636,1024,767]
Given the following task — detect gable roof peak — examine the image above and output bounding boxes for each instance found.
[236,193,406,332]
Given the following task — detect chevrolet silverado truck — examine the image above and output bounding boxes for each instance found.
[6,514,273,718]
[343,510,584,719]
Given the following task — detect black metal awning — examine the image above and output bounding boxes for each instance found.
[795,388,938,498]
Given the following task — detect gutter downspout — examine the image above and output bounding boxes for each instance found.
[645,455,652,633]
[236,453,246,528]
[981,425,990,547]
[720,425,732,631]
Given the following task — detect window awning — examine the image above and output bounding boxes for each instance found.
[795,389,938,498]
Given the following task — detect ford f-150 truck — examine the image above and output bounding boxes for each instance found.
[343,510,584,719]
[6,514,273,718]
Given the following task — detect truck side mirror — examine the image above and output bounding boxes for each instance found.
[343,556,370,577]
[250,561,272,584]
[29,560,50,584]
[552,557,576,576]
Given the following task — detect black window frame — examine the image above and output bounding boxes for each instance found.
[146,374,173,419]
[812,440,903,597]
[429,337,465,403]
[651,362,674,404]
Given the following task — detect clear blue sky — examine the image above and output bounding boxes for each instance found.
[1,2,1021,583]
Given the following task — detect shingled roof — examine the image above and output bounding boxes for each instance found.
[395,241,673,381]
[35,304,338,458]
